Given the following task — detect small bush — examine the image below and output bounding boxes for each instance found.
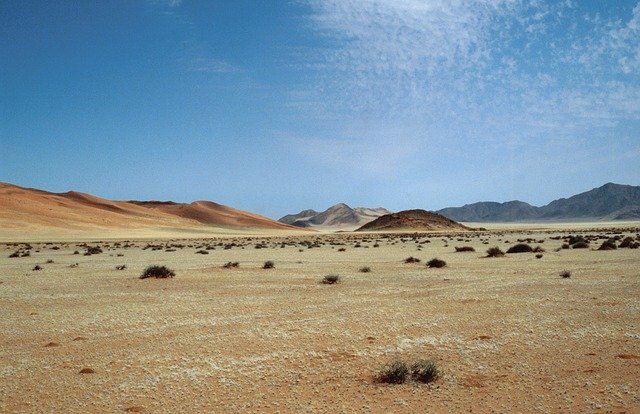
[337,247,346,252]
[619,237,634,248]
[561,243,570,249]
[560,270,571,279]
[568,236,588,245]
[535,253,543,259]
[598,239,617,251]
[223,261,239,268]
[9,251,20,258]
[486,247,505,257]
[426,258,446,268]
[455,246,475,252]
[116,265,126,270]
[195,250,209,255]
[85,246,102,255]
[410,359,439,383]
[140,265,175,279]
[69,263,79,268]
[507,243,533,253]
[73,250,79,255]
[263,260,275,269]
[376,360,409,384]
[404,256,421,264]
[359,266,371,273]
[321,274,340,284]
[572,241,589,249]
[45,259,54,264]
[33,265,42,271]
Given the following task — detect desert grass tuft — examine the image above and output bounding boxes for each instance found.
[263,260,275,269]
[140,265,175,279]
[486,247,505,257]
[321,274,340,284]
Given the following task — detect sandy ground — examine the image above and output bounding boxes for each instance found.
[1,227,639,413]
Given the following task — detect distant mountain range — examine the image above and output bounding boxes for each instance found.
[280,183,640,226]
[279,203,391,228]
[436,183,640,222]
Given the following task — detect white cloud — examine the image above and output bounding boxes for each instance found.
[294,0,640,144]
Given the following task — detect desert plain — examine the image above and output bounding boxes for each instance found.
[1,225,639,413]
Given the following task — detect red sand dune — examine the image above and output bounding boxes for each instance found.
[0,182,299,233]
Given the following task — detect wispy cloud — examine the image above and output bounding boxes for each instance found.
[189,57,240,74]
[287,0,640,173]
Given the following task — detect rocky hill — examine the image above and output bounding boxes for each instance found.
[356,209,469,232]
[437,183,640,222]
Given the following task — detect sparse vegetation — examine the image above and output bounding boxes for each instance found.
[535,253,543,259]
[376,360,409,384]
[140,265,175,279]
[376,359,440,384]
[598,239,617,250]
[195,249,209,254]
[32,265,42,271]
[404,256,421,263]
[223,261,239,268]
[455,246,475,252]
[426,258,446,268]
[321,274,340,284]
[85,246,103,255]
[410,359,440,383]
[507,243,533,253]
[359,266,371,273]
[486,247,505,257]
[116,265,126,270]
[8,251,20,258]
[263,260,275,269]
[560,270,571,279]
[572,241,589,249]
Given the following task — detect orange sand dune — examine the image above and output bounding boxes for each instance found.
[0,183,300,236]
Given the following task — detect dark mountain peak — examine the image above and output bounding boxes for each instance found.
[438,183,640,222]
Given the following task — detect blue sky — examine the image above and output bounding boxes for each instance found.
[1,0,639,218]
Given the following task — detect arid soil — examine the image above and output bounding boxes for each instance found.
[1,227,639,413]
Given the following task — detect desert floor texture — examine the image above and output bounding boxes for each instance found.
[1,226,639,413]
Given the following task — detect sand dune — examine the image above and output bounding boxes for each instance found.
[0,183,301,238]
